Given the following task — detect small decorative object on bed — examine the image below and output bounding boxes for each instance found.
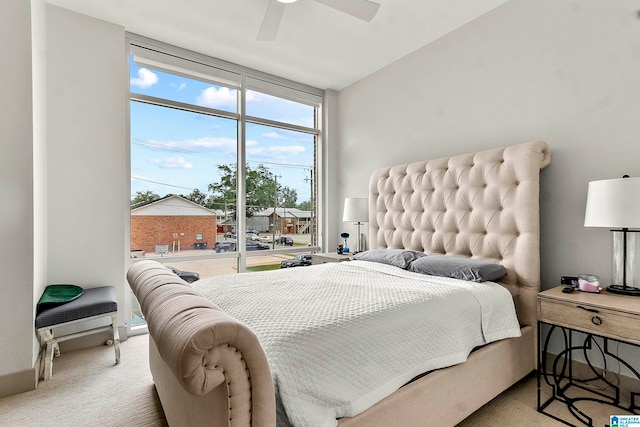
[127,140,550,427]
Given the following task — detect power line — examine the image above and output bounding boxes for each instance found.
[131,177,311,199]
[131,176,199,191]
[132,137,313,170]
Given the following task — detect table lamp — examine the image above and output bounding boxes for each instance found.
[343,198,368,253]
[584,176,640,296]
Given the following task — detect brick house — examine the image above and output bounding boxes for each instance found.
[131,195,217,254]
[254,208,313,234]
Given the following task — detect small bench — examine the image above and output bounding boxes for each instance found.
[35,286,121,380]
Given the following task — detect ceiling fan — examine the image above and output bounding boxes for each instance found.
[258,0,380,41]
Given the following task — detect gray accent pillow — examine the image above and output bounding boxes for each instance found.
[407,255,507,283]
[351,249,426,269]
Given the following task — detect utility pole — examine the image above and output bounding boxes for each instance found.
[272,174,281,249]
[304,169,314,246]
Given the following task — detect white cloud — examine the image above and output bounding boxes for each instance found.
[149,156,193,169]
[130,68,158,89]
[197,87,237,109]
[245,91,262,102]
[247,145,306,156]
[146,136,237,153]
[262,132,281,139]
[178,136,237,152]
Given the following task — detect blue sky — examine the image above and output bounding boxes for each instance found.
[129,58,316,208]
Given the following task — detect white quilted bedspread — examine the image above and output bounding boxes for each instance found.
[194,260,521,427]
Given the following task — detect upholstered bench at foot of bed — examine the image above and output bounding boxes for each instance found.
[35,286,121,380]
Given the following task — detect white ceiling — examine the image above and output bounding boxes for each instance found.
[46,0,511,90]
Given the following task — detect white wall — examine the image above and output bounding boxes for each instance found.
[0,3,127,396]
[336,0,640,289]
[46,6,126,311]
[31,0,48,369]
[0,0,36,389]
[321,90,341,251]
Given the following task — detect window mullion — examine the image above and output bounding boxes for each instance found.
[131,93,240,121]
[245,114,320,135]
[236,76,247,273]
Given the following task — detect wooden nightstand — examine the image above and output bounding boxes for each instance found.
[311,252,352,265]
[537,286,640,426]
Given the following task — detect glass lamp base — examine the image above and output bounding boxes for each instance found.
[606,284,640,296]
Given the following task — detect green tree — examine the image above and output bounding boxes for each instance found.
[182,188,209,206]
[297,199,313,211]
[280,187,298,208]
[131,190,160,205]
[208,163,297,217]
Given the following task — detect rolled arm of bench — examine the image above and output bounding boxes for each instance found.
[127,260,276,426]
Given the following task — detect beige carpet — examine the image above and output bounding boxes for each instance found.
[0,334,628,426]
[0,334,167,427]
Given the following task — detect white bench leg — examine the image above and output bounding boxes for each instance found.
[112,313,121,364]
[44,340,54,381]
[38,329,56,381]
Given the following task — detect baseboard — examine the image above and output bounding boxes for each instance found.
[0,366,37,399]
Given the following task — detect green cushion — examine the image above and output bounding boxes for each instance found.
[37,284,84,314]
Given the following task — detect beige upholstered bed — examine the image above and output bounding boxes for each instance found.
[127,140,550,427]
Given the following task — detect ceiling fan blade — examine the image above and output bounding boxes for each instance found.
[312,0,380,22]
[258,0,286,41]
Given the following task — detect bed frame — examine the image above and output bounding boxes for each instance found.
[127,140,550,427]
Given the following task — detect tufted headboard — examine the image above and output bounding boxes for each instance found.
[369,141,550,328]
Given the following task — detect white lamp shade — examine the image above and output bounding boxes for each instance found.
[343,198,368,223]
[584,177,640,228]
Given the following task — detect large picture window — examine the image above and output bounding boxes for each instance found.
[128,37,322,281]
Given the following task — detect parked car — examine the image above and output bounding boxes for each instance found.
[247,229,260,235]
[260,235,274,243]
[166,266,200,283]
[247,240,270,251]
[277,236,294,246]
[280,254,312,268]
[223,232,236,239]
[130,249,146,258]
[214,241,236,253]
[214,240,269,253]
[246,232,260,241]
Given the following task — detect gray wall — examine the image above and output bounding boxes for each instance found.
[336,0,640,289]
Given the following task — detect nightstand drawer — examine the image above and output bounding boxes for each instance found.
[539,298,640,344]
